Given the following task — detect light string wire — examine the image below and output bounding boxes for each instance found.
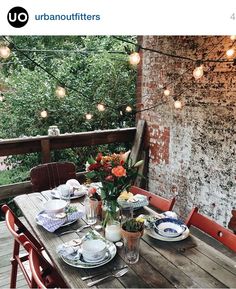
[1,36,132,116]
[1,36,236,118]
[131,36,236,114]
[113,36,236,64]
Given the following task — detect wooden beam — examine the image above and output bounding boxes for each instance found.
[0,128,136,157]
[41,139,51,163]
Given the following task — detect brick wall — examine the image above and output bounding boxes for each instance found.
[137,36,236,226]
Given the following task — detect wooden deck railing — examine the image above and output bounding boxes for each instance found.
[0,127,136,200]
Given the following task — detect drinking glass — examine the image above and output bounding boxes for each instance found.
[123,233,141,264]
[84,197,98,225]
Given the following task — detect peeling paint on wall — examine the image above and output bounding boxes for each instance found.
[138,36,236,227]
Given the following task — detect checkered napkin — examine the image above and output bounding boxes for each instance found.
[118,194,149,209]
[36,211,84,233]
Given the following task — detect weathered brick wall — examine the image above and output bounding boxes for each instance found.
[137,36,236,226]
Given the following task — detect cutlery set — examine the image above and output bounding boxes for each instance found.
[86,267,129,286]
[57,224,91,236]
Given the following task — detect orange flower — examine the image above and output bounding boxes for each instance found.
[112,165,126,177]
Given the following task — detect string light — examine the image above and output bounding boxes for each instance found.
[55,86,66,98]
[230,35,236,41]
[97,103,105,112]
[0,46,11,59]
[226,48,234,58]
[193,65,204,80]
[129,52,140,65]
[174,100,182,109]
[40,110,48,118]
[125,106,132,112]
[85,113,93,120]
[164,89,170,96]
[0,95,4,102]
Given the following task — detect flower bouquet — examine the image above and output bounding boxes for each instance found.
[86,151,143,226]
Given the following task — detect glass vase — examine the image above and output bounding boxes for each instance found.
[102,199,120,227]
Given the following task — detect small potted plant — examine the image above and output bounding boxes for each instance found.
[121,217,145,236]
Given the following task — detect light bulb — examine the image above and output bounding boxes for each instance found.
[230,35,236,41]
[129,52,140,65]
[226,48,234,58]
[0,46,11,59]
[193,66,204,80]
[0,95,4,102]
[85,113,92,120]
[174,100,182,109]
[55,86,66,98]
[119,110,123,116]
[97,103,105,111]
[164,89,170,96]
[125,106,132,112]
[40,110,48,118]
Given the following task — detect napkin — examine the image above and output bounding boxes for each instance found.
[57,239,82,260]
[36,210,84,232]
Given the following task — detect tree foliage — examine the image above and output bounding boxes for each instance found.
[0,36,137,182]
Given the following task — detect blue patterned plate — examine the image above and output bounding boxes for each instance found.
[154,218,187,238]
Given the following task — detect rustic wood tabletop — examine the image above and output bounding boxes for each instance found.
[14,191,236,288]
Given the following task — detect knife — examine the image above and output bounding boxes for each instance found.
[81,264,128,281]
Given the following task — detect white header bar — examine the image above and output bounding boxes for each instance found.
[0,0,235,35]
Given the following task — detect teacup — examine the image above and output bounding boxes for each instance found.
[58,184,72,200]
[81,239,107,262]
[43,199,67,217]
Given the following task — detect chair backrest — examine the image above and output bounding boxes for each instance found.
[228,209,236,234]
[1,204,43,252]
[18,235,59,289]
[30,162,76,192]
[185,207,236,252]
[130,186,176,211]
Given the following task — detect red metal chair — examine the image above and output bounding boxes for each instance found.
[18,234,66,289]
[185,207,236,252]
[30,162,76,192]
[130,186,176,211]
[1,204,66,288]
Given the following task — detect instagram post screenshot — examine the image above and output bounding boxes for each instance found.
[0,1,236,288]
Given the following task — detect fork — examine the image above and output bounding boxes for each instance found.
[57,224,91,236]
[87,268,129,287]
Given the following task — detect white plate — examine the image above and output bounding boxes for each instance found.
[59,239,117,268]
[51,188,86,199]
[145,227,190,242]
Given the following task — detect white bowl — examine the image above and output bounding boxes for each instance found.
[43,200,67,216]
[154,218,186,238]
[81,239,107,262]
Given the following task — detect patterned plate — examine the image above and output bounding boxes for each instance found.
[58,231,117,268]
[145,226,190,242]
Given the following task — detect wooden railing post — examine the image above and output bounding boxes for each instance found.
[41,139,51,163]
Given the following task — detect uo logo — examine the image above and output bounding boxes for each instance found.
[7,7,29,28]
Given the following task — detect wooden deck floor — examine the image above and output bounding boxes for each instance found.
[0,218,28,289]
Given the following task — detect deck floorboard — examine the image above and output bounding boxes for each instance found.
[0,218,28,289]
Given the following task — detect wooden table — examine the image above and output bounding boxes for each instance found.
[14,192,236,288]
